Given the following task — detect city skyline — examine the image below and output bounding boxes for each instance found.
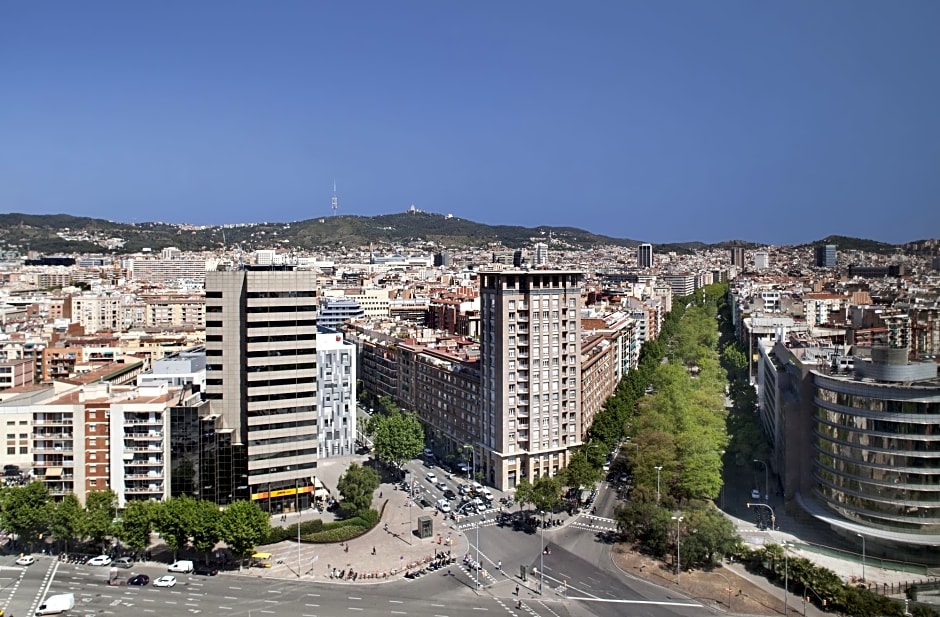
[2,2,939,245]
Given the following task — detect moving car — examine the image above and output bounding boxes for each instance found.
[751,489,761,500]
[168,560,194,573]
[436,499,451,513]
[425,472,437,482]
[194,564,218,576]
[127,574,150,586]
[436,481,447,491]
[15,555,35,566]
[114,556,134,569]
[86,555,112,566]
[442,489,457,501]
[153,575,177,588]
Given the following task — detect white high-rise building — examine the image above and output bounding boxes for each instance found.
[754,251,770,270]
[533,243,549,266]
[316,327,357,458]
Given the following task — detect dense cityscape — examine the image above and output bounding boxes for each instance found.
[0,217,938,617]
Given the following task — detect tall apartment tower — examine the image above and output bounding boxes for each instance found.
[815,244,837,268]
[730,246,745,268]
[479,269,583,490]
[205,267,319,513]
[638,243,653,268]
[533,242,549,266]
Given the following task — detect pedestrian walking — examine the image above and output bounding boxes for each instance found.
[515,584,519,595]
[497,560,501,570]
[372,547,376,556]
[384,522,389,532]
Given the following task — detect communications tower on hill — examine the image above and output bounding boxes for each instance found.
[331,180,338,216]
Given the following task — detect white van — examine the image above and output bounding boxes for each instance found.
[436,499,451,513]
[35,593,75,615]
[481,489,494,503]
[168,560,194,574]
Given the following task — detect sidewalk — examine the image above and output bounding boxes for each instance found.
[253,479,469,583]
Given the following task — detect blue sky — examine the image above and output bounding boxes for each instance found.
[2,2,938,245]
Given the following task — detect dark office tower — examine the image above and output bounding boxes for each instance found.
[205,267,319,513]
[169,391,247,505]
[730,247,745,268]
[434,251,451,267]
[638,243,653,268]
[815,244,837,268]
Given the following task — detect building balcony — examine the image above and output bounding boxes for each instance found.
[125,485,165,494]
[124,419,162,426]
[33,419,72,426]
[124,432,164,440]
[125,459,163,466]
[126,472,164,480]
[32,446,74,453]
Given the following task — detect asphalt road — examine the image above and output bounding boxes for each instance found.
[2,556,584,617]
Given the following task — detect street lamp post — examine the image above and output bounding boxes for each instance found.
[539,510,545,594]
[857,533,866,583]
[747,501,776,531]
[671,515,683,584]
[476,514,486,588]
[783,541,790,616]
[295,477,301,577]
[655,466,663,504]
[753,459,769,501]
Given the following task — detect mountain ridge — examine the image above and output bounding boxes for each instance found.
[0,211,930,256]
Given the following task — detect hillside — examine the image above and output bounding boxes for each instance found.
[0,211,642,253]
[0,212,928,256]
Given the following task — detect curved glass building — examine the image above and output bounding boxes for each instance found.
[813,347,940,539]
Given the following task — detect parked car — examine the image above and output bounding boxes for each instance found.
[194,564,218,576]
[86,555,112,567]
[15,555,35,566]
[127,574,150,586]
[751,489,761,500]
[153,575,177,588]
[113,557,134,569]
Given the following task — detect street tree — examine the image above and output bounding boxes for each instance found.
[117,500,153,555]
[336,463,380,514]
[561,451,600,492]
[513,479,534,513]
[83,490,117,552]
[372,411,424,474]
[191,500,222,561]
[218,499,270,568]
[48,493,83,552]
[529,476,563,513]
[0,481,51,548]
[153,495,198,560]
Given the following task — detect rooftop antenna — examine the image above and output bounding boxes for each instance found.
[331,180,338,216]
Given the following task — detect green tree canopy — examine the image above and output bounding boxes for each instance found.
[153,495,198,560]
[191,500,222,559]
[82,490,117,550]
[48,493,83,551]
[0,481,51,547]
[372,411,424,472]
[529,476,563,513]
[336,463,381,514]
[218,500,270,566]
[561,451,600,491]
[117,500,154,553]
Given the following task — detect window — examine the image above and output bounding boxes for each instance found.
[19,446,26,454]
[19,433,27,439]
[6,434,13,440]
[6,447,13,455]
[508,300,515,309]
[5,421,13,426]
